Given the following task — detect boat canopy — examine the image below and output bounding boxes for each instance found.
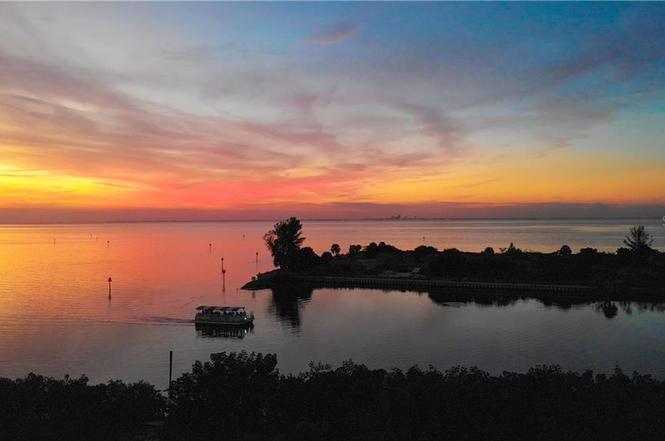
[196,305,246,312]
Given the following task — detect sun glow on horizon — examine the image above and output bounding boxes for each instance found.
[0,2,664,221]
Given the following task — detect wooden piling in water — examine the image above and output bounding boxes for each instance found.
[168,351,173,395]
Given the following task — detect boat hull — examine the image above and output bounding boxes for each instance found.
[195,323,252,338]
[194,315,254,326]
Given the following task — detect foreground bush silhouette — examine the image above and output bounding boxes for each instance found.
[5,352,665,440]
[0,373,164,441]
[166,352,279,439]
[164,351,665,441]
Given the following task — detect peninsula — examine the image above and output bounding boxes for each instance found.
[243,218,665,300]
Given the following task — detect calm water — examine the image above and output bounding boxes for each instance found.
[0,219,664,388]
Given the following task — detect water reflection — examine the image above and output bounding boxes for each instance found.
[593,301,665,319]
[194,323,253,339]
[2,221,665,385]
[269,284,665,327]
[267,284,313,330]
[428,290,665,320]
[597,301,619,319]
[428,291,523,308]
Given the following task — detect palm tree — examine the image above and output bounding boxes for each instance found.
[263,217,305,269]
[623,225,654,253]
[330,243,341,256]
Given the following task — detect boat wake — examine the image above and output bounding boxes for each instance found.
[140,315,194,325]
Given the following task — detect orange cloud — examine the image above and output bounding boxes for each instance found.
[1,4,664,222]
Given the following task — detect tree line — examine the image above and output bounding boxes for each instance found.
[261,218,663,291]
[4,351,665,440]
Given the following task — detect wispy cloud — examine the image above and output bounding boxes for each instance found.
[306,22,359,45]
[0,3,664,221]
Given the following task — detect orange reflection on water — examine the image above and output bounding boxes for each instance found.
[0,219,663,387]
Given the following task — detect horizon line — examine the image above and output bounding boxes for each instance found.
[0,216,662,226]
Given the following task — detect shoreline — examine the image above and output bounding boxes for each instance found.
[242,272,593,294]
[241,271,665,302]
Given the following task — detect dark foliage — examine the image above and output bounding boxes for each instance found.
[164,351,665,441]
[320,251,333,264]
[257,223,663,295]
[166,352,279,441]
[502,242,522,255]
[294,246,320,270]
[364,241,400,258]
[286,226,663,293]
[423,248,467,277]
[6,352,665,440]
[417,245,664,289]
[348,244,362,256]
[0,373,164,441]
[413,245,438,261]
[558,244,572,256]
[624,225,655,255]
[264,217,305,269]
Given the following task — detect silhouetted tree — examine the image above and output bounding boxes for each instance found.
[294,247,320,270]
[502,242,522,255]
[414,245,438,261]
[377,241,400,254]
[330,243,341,256]
[263,217,305,269]
[163,351,665,441]
[0,374,164,441]
[483,247,495,255]
[166,351,279,439]
[558,245,572,256]
[616,247,632,257]
[623,225,654,253]
[365,242,379,257]
[423,248,467,277]
[348,244,362,256]
[321,251,333,264]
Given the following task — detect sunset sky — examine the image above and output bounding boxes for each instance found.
[1,2,664,222]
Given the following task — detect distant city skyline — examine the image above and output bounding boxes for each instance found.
[1,2,664,222]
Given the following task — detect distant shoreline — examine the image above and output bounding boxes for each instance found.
[0,216,661,226]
